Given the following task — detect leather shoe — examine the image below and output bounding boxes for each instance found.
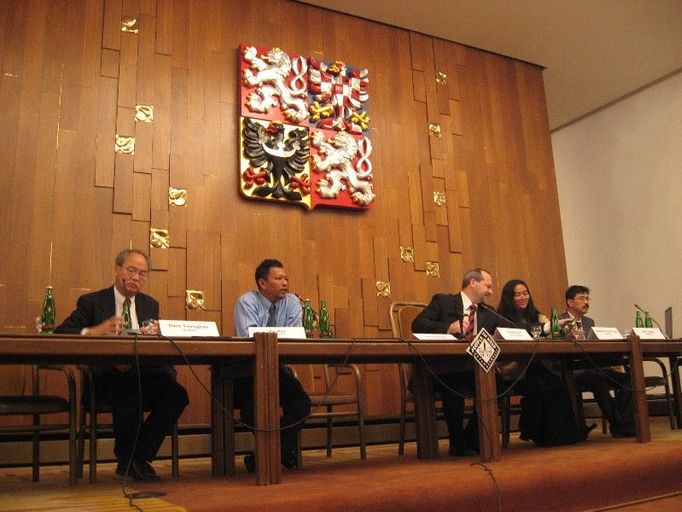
[116,460,160,482]
[281,450,298,469]
[244,453,255,473]
[449,445,476,457]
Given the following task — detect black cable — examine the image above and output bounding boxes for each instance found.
[471,462,502,512]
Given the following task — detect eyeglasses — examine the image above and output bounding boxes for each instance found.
[513,291,529,298]
[123,266,148,278]
[573,295,590,301]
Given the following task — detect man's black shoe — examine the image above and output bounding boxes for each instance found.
[116,460,159,482]
[583,422,598,438]
[281,451,298,469]
[244,453,255,473]
[448,445,476,457]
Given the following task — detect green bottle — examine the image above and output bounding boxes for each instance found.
[121,299,132,334]
[550,308,561,339]
[644,311,653,328]
[303,298,315,338]
[318,300,330,338]
[40,286,56,334]
[561,316,578,337]
[635,310,643,328]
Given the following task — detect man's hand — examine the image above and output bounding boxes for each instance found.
[85,316,123,336]
[447,319,464,335]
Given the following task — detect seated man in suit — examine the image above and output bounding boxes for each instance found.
[233,259,311,472]
[55,249,189,481]
[411,268,498,456]
[562,285,635,437]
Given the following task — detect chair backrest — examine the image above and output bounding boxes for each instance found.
[389,301,427,339]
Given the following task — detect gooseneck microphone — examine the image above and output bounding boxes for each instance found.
[477,303,519,329]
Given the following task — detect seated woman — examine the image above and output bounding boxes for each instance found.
[497,279,548,334]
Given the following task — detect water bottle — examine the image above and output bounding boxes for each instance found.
[635,310,643,328]
[550,308,561,339]
[318,300,330,338]
[303,298,315,337]
[39,286,56,334]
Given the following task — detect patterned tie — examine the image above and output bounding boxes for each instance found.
[574,320,586,340]
[122,298,132,331]
[266,303,277,327]
[463,304,477,338]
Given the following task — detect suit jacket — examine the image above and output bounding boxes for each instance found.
[412,293,498,337]
[55,286,165,375]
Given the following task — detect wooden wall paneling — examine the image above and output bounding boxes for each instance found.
[361,277,378,327]
[333,307,350,338]
[118,32,138,109]
[187,3,207,123]
[186,230,221,311]
[102,0,123,51]
[132,221,154,262]
[93,187,117,289]
[94,77,118,187]
[423,211,438,242]
[56,1,86,132]
[175,365,211,425]
[203,50,221,178]
[155,0,173,56]
[152,53,171,170]
[100,48,120,79]
[165,296,187,322]
[145,265,168,308]
[133,121,153,175]
[38,2,66,95]
[432,39,451,116]
[171,0,189,70]
[111,212,133,256]
[432,177,448,227]
[411,69,426,102]
[113,152,134,213]
[132,170,152,221]
[136,13,156,104]
[221,279,238,335]
[168,199,188,246]
[167,247,187,297]
[169,68,190,186]
[443,42,462,101]
[81,1,105,90]
[150,167,170,226]
[449,99,463,136]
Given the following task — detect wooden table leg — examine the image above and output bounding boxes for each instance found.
[254,332,281,485]
[411,363,439,459]
[475,364,500,461]
[669,355,681,429]
[210,365,225,477]
[628,334,651,442]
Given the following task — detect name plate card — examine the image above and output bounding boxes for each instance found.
[494,328,533,341]
[413,333,457,341]
[159,320,220,337]
[588,327,624,340]
[631,327,666,339]
[247,326,306,339]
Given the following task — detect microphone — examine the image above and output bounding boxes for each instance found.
[477,302,519,329]
[634,303,665,333]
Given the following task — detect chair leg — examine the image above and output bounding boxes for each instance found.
[88,404,97,484]
[296,430,303,468]
[398,398,407,455]
[501,396,510,449]
[171,422,179,477]
[32,414,40,483]
[358,404,366,460]
[325,406,333,458]
[69,403,77,485]
[664,381,677,429]
[77,406,86,480]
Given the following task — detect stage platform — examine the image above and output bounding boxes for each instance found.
[1,418,680,512]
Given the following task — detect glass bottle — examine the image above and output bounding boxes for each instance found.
[318,300,330,338]
[561,316,578,338]
[121,299,132,334]
[644,311,653,328]
[550,308,561,339]
[39,286,56,334]
[635,310,643,328]
[303,298,315,338]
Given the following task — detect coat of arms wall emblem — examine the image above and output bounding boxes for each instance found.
[239,44,374,211]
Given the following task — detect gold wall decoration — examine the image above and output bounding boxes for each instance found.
[428,123,442,137]
[400,246,414,263]
[185,290,205,310]
[433,191,447,206]
[114,135,135,154]
[121,16,139,33]
[376,281,391,298]
[169,187,188,206]
[149,228,169,249]
[435,71,448,85]
[426,262,440,277]
[135,105,154,123]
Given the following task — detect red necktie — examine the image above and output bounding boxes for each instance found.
[464,304,477,338]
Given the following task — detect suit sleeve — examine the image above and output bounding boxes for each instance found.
[411,295,455,334]
[54,294,97,334]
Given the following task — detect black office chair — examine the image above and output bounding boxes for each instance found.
[0,364,77,484]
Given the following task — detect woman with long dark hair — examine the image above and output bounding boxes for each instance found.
[497,279,548,333]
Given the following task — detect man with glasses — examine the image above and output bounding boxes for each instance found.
[56,249,189,481]
[562,285,634,438]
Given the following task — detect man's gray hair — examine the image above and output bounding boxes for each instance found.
[115,249,150,267]
[461,268,488,289]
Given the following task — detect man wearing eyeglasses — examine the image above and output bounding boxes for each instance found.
[56,249,189,481]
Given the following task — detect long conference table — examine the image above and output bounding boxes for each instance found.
[0,333,680,486]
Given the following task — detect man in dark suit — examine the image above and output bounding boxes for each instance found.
[412,268,498,456]
[562,285,634,437]
[55,249,189,481]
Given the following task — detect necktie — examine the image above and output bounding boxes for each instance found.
[574,320,586,340]
[266,303,277,327]
[122,298,132,331]
[463,304,477,338]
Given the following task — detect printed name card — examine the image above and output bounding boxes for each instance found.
[588,327,624,340]
[494,328,533,341]
[247,326,306,339]
[413,333,457,341]
[631,327,666,339]
[159,320,220,337]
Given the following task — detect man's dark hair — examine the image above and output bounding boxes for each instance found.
[565,285,590,301]
[461,268,489,290]
[115,249,149,267]
[255,259,284,287]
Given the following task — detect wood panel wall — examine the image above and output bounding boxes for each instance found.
[0,0,567,425]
